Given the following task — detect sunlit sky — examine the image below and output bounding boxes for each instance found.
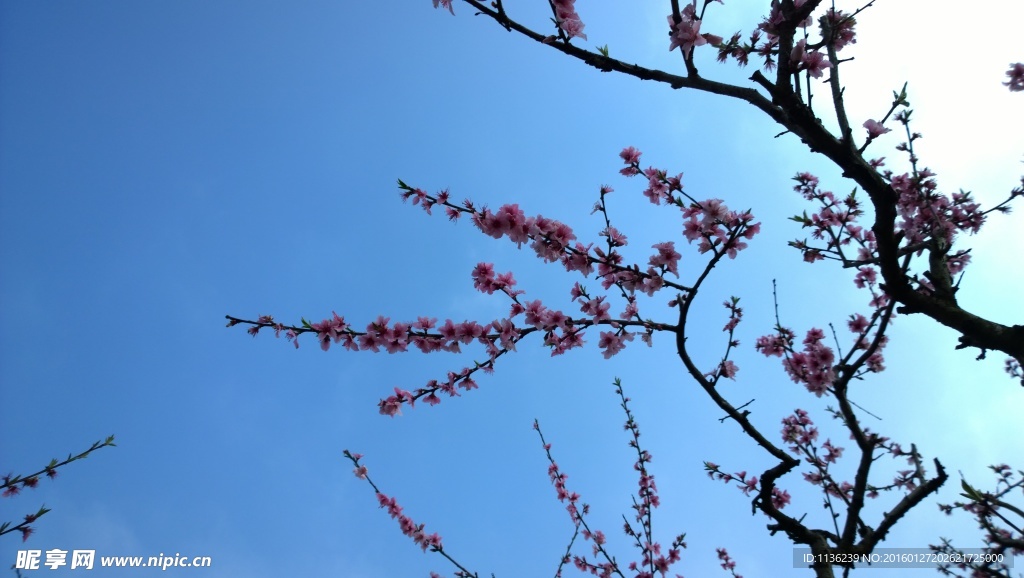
[2,2,1022,577]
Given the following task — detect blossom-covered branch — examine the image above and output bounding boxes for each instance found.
[228,148,757,416]
[343,450,479,578]
[535,379,687,578]
[932,466,1024,577]
[432,0,1024,369]
[1,435,116,542]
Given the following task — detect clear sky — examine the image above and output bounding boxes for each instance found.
[2,2,1022,577]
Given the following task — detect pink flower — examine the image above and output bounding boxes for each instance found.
[668,4,712,55]
[378,387,414,417]
[601,226,628,247]
[597,331,633,358]
[491,318,520,350]
[375,491,444,552]
[569,282,586,302]
[472,203,530,245]
[524,300,549,328]
[847,313,869,334]
[718,359,739,379]
[791,40,831,78]
[700,198,729,223]
[771,487,791,509]
[619,146,642,169]
[682,217,703,241]
[863,119,891,138]
[552,0,587,40]
[643,175,668,204]
[561,243,594,275]
[854,266,877,288]
[741,475,758,495]
[802,50,831,78]
[648,242,681,276]
[716,548,738,571]
[471,262,496,294]
[822,440,844,463]
[781,409,819,451]
[804,471,824,485]
[1005,62,1024,92]
[432,0,454,15]
[620,300,639,319]
[558,17,587,40]
[411,316,436,330]
[580,296,611,321]
[822,9,857,51]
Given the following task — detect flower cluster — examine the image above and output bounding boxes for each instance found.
[1,473,46,498]
[233,148,753,414]
[715,4,856,73]
[376,492,443,552]
[716,28,776,69]
[887,167,985,246]
[533,380,689,578]
[716,547,743,578]
[618,148,761,261]
[537,431,583,521]
[778,410,858,502]
[534,421,617,577]
[705,463,791,510]
[611,380,686,578]
[702,298,743,383]
[788,152,988,314]
[820,9,857,51]
[788,172,872,265]
[552,0,587,40]
[301,312,499,357]
[790,39,831,78]
[344,451,444,554]
[667,2,721,56]
[788,98,1020,318]
[780,409,818,452]
[755,327,837,396]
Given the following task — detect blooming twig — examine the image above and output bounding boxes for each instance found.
[343,450,479,578]
[1,436,116,542]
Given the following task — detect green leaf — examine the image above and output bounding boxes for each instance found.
[893,81,909,107]
[960,479,985,501]
[597,44,609,57]
[788,211,811,225]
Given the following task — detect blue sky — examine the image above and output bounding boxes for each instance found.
[2,2,1022,577]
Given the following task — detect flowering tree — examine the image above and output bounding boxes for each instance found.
[229,1,1022,576]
